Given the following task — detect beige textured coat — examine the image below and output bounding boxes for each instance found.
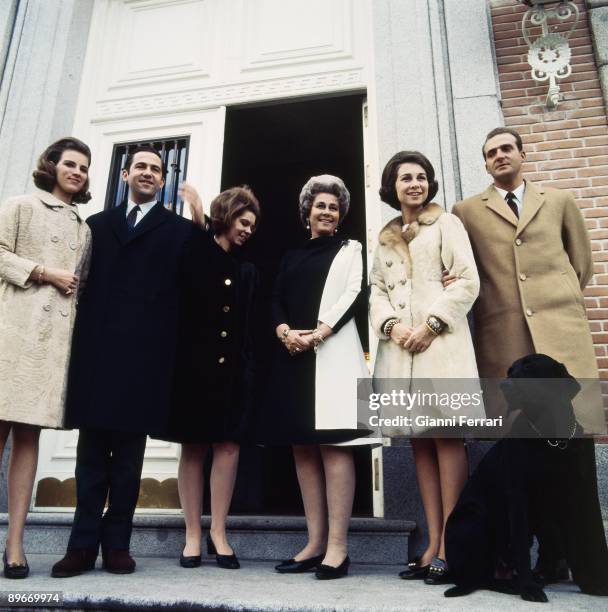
[453,182,604,433]
[0,191,91,428]
[369,204,482,434]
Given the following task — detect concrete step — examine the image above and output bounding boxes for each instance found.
[0,513,415,565]
[0,554,599,611]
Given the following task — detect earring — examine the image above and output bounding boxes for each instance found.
[306,221,310,231]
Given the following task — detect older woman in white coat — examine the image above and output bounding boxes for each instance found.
[0,138,92,578]
[370,151,481,585]
[259,175,373,580]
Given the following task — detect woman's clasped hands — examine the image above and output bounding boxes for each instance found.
[389,322,437,354]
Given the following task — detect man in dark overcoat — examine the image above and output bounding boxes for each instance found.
[52,145,193,577]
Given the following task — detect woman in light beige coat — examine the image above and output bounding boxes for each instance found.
[370,151,480,585]
[0,138,92,578]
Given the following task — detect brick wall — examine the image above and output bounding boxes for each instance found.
[490,0,608,395]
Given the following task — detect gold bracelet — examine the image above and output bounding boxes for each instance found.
[425,321,439,336]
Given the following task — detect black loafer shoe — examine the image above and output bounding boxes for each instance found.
[315,556,350,580]
[207,534,240,569]
[399,557,430,580]
[275,553,325,573]
[424,557,450,585]
[3,551,29,579]
[179,548,201,568]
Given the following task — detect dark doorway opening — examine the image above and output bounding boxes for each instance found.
[202,93,373,517]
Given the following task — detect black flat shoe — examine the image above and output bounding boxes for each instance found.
[275,553,325,573]
[424,557,450,585]
[207,534,240,569]
[179,547,201,568]
[3,550,29,579]
[399,556,430,580]
[315,556,350,580]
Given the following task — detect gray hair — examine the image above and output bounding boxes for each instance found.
[298,174,350,227]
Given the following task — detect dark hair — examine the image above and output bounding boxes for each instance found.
[298,174,350,227]
[32,137,92,204]
[379,151,439,210]
[124,144,164,173]
[210,186,261,235]
[482,127,523,159]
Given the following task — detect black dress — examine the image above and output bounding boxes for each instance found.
[162,227,257,444]
[257,234,364,445]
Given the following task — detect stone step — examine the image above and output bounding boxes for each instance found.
[0,513,415,565]
[0,554,596,612]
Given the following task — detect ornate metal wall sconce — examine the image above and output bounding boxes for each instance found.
[519,0,579,109]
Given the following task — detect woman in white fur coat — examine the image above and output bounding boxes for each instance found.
[369,151,481,585]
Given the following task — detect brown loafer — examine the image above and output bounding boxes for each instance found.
[51,548,98,578]
[102,548,136,574]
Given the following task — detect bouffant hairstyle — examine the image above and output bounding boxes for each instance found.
[124,144,164,173]
[379,151,439,211]
[32,137,92,204]
[210,186,261,235]
[482,127,523,159]
[298,174,350,227]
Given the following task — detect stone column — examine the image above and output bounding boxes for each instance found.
[0,0,94,202]
[587,0,608,110]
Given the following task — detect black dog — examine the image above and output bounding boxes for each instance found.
[444,354,608,602]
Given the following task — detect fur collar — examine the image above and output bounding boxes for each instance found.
[379,202,444,246]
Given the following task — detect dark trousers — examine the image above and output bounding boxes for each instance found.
[68,428,147,551]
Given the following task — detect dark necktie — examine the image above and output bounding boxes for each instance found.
[505,192,519,219]
[127,205,141,229]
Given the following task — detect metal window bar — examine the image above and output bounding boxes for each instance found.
[104,137,189,214]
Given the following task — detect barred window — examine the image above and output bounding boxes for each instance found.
[104,137,190,214]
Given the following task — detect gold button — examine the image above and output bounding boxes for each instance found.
[220,331,227,338]
[223,305,230,313]
[218,357,225,364]
[526,308,533,316]
[224,279,232,286]
[519,273,527,281]
[515,238,522,246]
[43,304,51,312]
[51,235,59,243]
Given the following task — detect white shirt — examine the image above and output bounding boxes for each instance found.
[126,199,157,227]
[494,181,526,217]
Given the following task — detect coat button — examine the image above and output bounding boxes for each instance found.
[60,310,69,317]
[224,278,232,286]
[223,305,230,313]
[515,238,522,246]
[399,279,406,285]
[70,212,77,220]
[51,235,59,243]
[398,302,406,309]
[388,283,394,290]
[526,308,533,316]
[519,273,527,281]
[220,331,227,338]
[218,357,225,364]
[69,242,77,250]
[386,260,393,267]
[43,304,51,312]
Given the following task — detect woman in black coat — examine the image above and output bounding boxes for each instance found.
[258,175,374,580]
[164,184,260,570]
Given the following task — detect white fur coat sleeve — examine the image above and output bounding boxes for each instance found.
[426,213,480,331]
[369,245,399,339]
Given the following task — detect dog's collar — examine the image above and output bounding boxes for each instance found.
[525,413,577,449]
